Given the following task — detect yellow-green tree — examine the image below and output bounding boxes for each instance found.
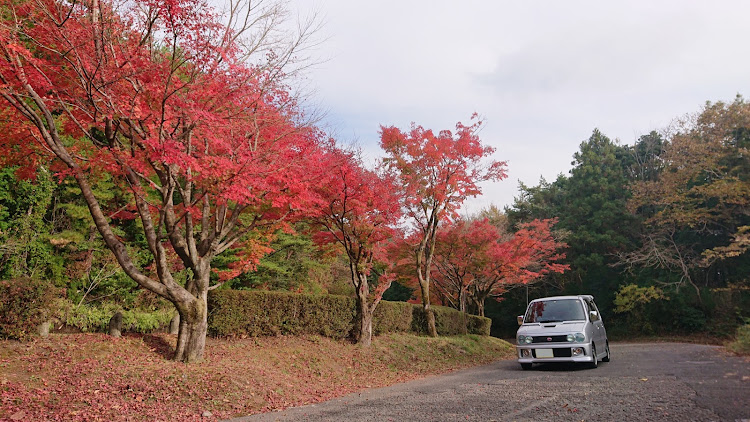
[623,96,750,298]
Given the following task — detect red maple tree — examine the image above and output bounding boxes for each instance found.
[429,218,568,317]
[379,117,507,336]
[431,218,498,313]
[0,0,324,361]
[469,218,569,316]
[311,147,402,346]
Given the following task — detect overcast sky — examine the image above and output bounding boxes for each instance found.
[285,0,750,214]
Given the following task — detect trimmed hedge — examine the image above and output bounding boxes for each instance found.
[208,290,355,338]
[467,313,492,336]
[0,278,60,340]
[373,301,415,335]
[208,289,492,338]
[0,280,492,340]
[412,305,491,336]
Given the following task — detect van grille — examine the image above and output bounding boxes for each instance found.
[532,335,568,343]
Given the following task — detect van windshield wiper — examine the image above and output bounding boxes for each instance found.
[538,319,563,323]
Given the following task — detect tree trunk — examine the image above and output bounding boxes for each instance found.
[471,291,488,318]
[357,300,374,347]
[459,287,467,314]
[354,272,374,347]
[476,299,485,318]
[173,295,207,363]
[419,279,438,337]
[424,304,437,337]
[169,310,180,335]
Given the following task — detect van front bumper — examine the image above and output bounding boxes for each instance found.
[516,342,594,364]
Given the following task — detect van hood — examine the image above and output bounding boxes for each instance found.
[517,321,587,336]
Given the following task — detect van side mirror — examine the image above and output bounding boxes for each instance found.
[589,311,599,321]
[517,315,524,325]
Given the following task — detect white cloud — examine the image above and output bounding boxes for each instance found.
[286,0,750,212]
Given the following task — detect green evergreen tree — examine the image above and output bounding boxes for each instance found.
[507,129,639,315]
[0,166,60,281]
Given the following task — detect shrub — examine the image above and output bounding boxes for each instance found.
[208,290,355,338]
[53,301,173,333]
[122,308,174,333]
[433,306,468,335]
[412,305,491,336]
[0,278,60,340]
[467,314,492,336]
[61,301,112,332]
[208,290,492,339]
[728,323,750,355]
[373,301,414,334]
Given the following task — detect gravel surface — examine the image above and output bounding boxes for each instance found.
[227,342,749,422]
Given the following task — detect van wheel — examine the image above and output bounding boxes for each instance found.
[521,363,532,370]
[602,341,611,362]
[588,345,598,369]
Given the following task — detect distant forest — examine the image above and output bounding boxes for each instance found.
[487,96,749,337]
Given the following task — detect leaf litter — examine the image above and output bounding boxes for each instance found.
[1,333,513,421]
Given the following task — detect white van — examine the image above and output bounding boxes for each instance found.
[516,295,610,370]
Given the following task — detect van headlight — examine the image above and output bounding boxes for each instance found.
[567,333,586,342]
[518,335,532,344]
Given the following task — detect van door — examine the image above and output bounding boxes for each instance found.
[585,298,605,351]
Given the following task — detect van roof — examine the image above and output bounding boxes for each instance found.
[529,295,594,303]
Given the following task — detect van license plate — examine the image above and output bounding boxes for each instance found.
[536,349,554,358]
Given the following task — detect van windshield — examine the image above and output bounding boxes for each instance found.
[524,299,586,323]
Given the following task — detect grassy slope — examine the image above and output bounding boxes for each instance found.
[0,333,514,421]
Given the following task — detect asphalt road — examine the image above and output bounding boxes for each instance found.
[228,342,750,422]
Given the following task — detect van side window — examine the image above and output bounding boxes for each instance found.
[586,299,600,321]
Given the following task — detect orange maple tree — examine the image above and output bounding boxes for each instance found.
[379,117,507,336]
[311,147,403,346]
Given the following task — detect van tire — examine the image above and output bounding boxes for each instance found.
[588,345,598,369]
[602,341,611,362]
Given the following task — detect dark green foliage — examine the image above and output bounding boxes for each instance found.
[412,305,490,336]
[373,301,414,334]
[382,280,414,302]
[674,304,707,332]
[207,290,491,338]
[0,167,150,308]
[560,130,638,275]
[728,323,750,355]
[708,287,750,336]
[626,131,665,183]
[226,228,329,293]
[0,167,62,282]
[484,288,529,338]
[505,175,569,226]
[502,129,652,334]
[208,290,356,338]
[605,285,750,338]
[52,301,174,333]
[466,312,492,336]
[0,278,61,340]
